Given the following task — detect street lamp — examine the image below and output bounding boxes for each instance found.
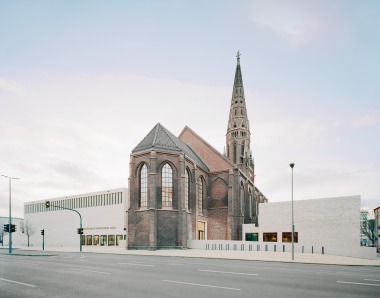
[289,163,295,261]
[1,174,20,254]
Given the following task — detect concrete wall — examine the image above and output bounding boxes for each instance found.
[24,188,128,249]
[240,195,376,259]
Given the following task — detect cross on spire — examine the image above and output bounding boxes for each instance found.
[237,50,241,59]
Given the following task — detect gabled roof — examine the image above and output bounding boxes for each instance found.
[132,123,209,171]
[178,126,234,172]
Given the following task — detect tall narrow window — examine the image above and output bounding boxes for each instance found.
[233,143,237,164]
[185,169,190,209]
[248,189,252,219]
[240,183,244,215]
[162,163,173,207]
[198,177,204,213]
[140,164,148,208]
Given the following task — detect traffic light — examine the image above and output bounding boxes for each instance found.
[77,228,83,235]
[3,224,9,233]
[41,229,44,236]
[45,201,50,208]
[11,224,16,233]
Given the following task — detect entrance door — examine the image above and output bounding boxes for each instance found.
[197,221,206,240]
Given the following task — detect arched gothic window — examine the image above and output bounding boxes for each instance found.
[162,163,173,207]
[240,183,245,215]
[185,169,191,209]
[198,177,204,213]
[248,189,252,219]
[233,143,237,164]
[140,164,148,208]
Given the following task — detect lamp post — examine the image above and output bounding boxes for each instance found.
[1,174,19,254]
[289,163,295,261]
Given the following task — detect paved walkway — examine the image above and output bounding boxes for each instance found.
[2,246,380,266]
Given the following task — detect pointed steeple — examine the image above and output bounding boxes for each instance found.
[226,51,254,181]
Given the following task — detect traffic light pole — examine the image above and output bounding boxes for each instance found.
[47,203,83,252]
[42,231,45,251]
[1,175,19,254]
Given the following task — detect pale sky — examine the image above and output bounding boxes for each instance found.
[1,0,379,218]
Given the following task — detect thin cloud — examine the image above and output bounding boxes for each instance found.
[351,109,380,128]
[250,0,336,47]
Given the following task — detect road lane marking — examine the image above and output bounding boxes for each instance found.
[118,263,155,267]
[337,281,380,287]
[163,280,240,291]
[199,269,258,276]
[364,279,380,282]
[0,277,37,288]
[69,268,110,275]
[13,261,40,266]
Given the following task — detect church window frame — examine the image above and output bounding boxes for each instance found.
[240,182,245,216]
[233,142,237,164]
[198,176,205,214]
[139,164,148,208]
[162,163,173,208]
[185,168,191,210]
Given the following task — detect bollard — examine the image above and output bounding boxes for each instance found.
[322,246,324,254]
[302,246,304,253]
[312,246,314,254]
[274,245,276,252]
[283,245,285,252]
[265,244,268,251]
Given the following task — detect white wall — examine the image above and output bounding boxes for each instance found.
[24,188,128,249]
[241,195,376,259]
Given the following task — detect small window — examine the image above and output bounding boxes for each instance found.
[282,232,298,243]
[87,235,93,245]
[93,235,99,245]
[100,235,107,246]
[263,233,277,242]
[81,235,86,245]
[245,233,259,241]
[108,235,115,246]
[116,235,123,246]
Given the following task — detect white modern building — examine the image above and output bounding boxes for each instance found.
[24,188,128,249]
[189,195,376,259]
[242,195,376,259]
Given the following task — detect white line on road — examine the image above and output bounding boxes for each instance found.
[118,262,155,267]
[363,279,380,282]
[163,280,240,291]
[337,281,380,287]
[69,268,110,275]
[0,277,37,288]
[199,269,258,276]
[13,261,40,266]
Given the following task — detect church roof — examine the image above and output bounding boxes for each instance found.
[132,123,209,171]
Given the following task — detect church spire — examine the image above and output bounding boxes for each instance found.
[226,51,254,181]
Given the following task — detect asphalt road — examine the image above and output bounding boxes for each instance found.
[0,251,379,298]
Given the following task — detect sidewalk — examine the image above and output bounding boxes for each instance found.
[3,246,380,266]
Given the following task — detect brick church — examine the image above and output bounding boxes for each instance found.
[127,53,268,249]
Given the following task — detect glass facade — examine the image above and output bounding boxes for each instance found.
[93,235,99,245]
